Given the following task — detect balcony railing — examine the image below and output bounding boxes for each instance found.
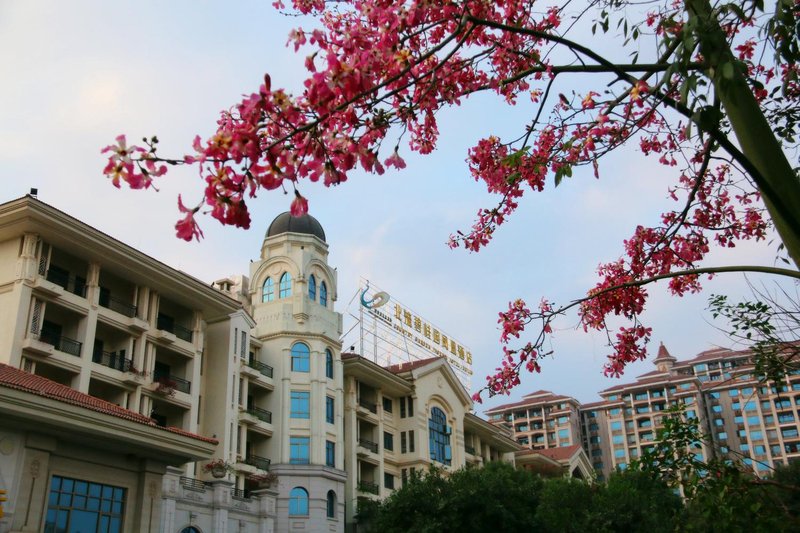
[247,359,274,378]
[358,438,378,454]
[246,406,273,424]
[244,454,271,471]
[92,349,132,372]
[357,481,379,495]
[231,488,250,500]
[465,445,476,455]
[157,314,193,343]
[180,477,210,492]
[46,268,87,297]
[39,330,82,356]
[359,398,378,414]
[99,291,138,318]
[154,373,191,394]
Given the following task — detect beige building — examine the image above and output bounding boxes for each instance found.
[0,195,517,533]
[341,355,518,531]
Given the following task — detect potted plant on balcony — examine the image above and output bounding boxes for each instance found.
[154,376,177,397]
[248,472,279,489]
[203,459,234,479]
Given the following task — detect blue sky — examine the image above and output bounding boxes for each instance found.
[0,1,791,409]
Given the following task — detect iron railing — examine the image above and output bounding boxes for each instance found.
[244,455,271,471]
[154,373,191,394]
[99,291,138,318]
[39,331,82,356]
[246,406,272,424]
[358,438,378,454]
[157,314,193,342]
[247,358,274,378]
[359,399,378,414]
[357,481,379,495]
[180,477,209,492]
[92,349,132,372]
[465,445,476,455]
[46,268,87,297]
[231,488,250,500]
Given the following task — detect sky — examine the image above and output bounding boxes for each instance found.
[0,1,794,410]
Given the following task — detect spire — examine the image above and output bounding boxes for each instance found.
[654,342,677,373]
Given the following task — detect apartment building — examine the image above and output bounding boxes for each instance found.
[0,195,517,533]
[488,343,800,482]
[342,354,518,531]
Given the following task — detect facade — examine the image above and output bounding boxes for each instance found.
[341,355,518,531]
[0,195,516,533]
[488,343,800,482]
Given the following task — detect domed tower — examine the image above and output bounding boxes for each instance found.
[249,212,345,530]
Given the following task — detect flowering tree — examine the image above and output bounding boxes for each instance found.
[103,0,800,400]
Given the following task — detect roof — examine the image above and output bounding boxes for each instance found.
[654,343,676,362]
[533,444,583,461]
[385,356,443,374]
[0,363,217,444]
[484,391,575,414]
[266,212,326,242]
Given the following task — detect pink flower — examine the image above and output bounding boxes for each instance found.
[290,190,309,216]
[175,195,203,241]
[384,149,406,170]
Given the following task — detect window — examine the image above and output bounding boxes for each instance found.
[611,421,622,431]
[262,277,275,302]
[401,431,407,453]
[428,407,451,465]
[384,473,395,490]
[383,397,393,413]
[320,281,328,307]
[291,342,310,372]
[291,391,310,419]
[326,440,336,467]
[45,476,125,533]
[558,429,569,439]
[384,431,394,451]
[308,274,317,301]
[325,349,334,379]
[326,490,337,519]
[409,430,415,452]
[326,396,335,424]
[290,437,310,464]
[614,449,626,458]
[279,272,292,298]
[407,397,414,417]
[729,389,739,397]
[400,396,414,418]
[289,487,309,516]
[613,435,624,444]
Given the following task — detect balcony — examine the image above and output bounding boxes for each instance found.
[357,481,379,495]
[244,454,271,471]
[92,348,133,372]
[157,314,193,343]
[231,488,251,500]
[99,291,138,318]
[46,267,87,298]
[359,398,378,414]
[39,330,82,357]
[246,406,273,424]
[181,477,210,492]
[246,359,274,379]
[154,374,191,394]
[465,445,476,455]
[358,438,378,454]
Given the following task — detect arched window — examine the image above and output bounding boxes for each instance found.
[291,342,310,372]
[279,272,292,298]
[326,490,337,519]
[429,407,451,466]
[320,281,328,307]
[289,487,309,516]
[262,277,274,302]
[325,349,334,379]
[308,274,316,301]
[180,528,202,533]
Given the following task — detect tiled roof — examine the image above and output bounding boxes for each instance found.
[0,363,217,444]
[485,391,575,414]
[654,343,676,361]
[518,444,582,462]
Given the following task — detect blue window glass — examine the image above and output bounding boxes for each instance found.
[714,418,724,426]
[611,421,622,430]
[428,407,451,466]
[325,349,334,379]
[45,475,125,533]
[729,389,739,397]
[686,410,696,419]
[262,277,275,302]
[326,440,336,467]
[289,487,309,515]
[290,437,310,464]
[742,387,753,395]
[779,412,796,423]
[634,392,648,401]
[308,274,316,301]
[754,445,766,455]
[614,449,625,458]
[320,281,328,307]
[609,408,621,416]
[326,490,337,519]
[558,429,569,439]
[291,391,310,419]
[748,416,761,426]
[712,405,722,413]
[744,401,757,411]
[782,428,799,438]
[279,272,292,298]
[717,432,728,440]
[709,392,720,399]
[291,342,310,372]
[613,435,624,444]
[326,396,335,424]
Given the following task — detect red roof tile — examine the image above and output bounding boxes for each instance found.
[518,444,582,462]
[385,356,443,374]
[0,364,217,444]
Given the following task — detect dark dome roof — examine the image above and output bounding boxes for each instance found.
[266,212,326,242]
